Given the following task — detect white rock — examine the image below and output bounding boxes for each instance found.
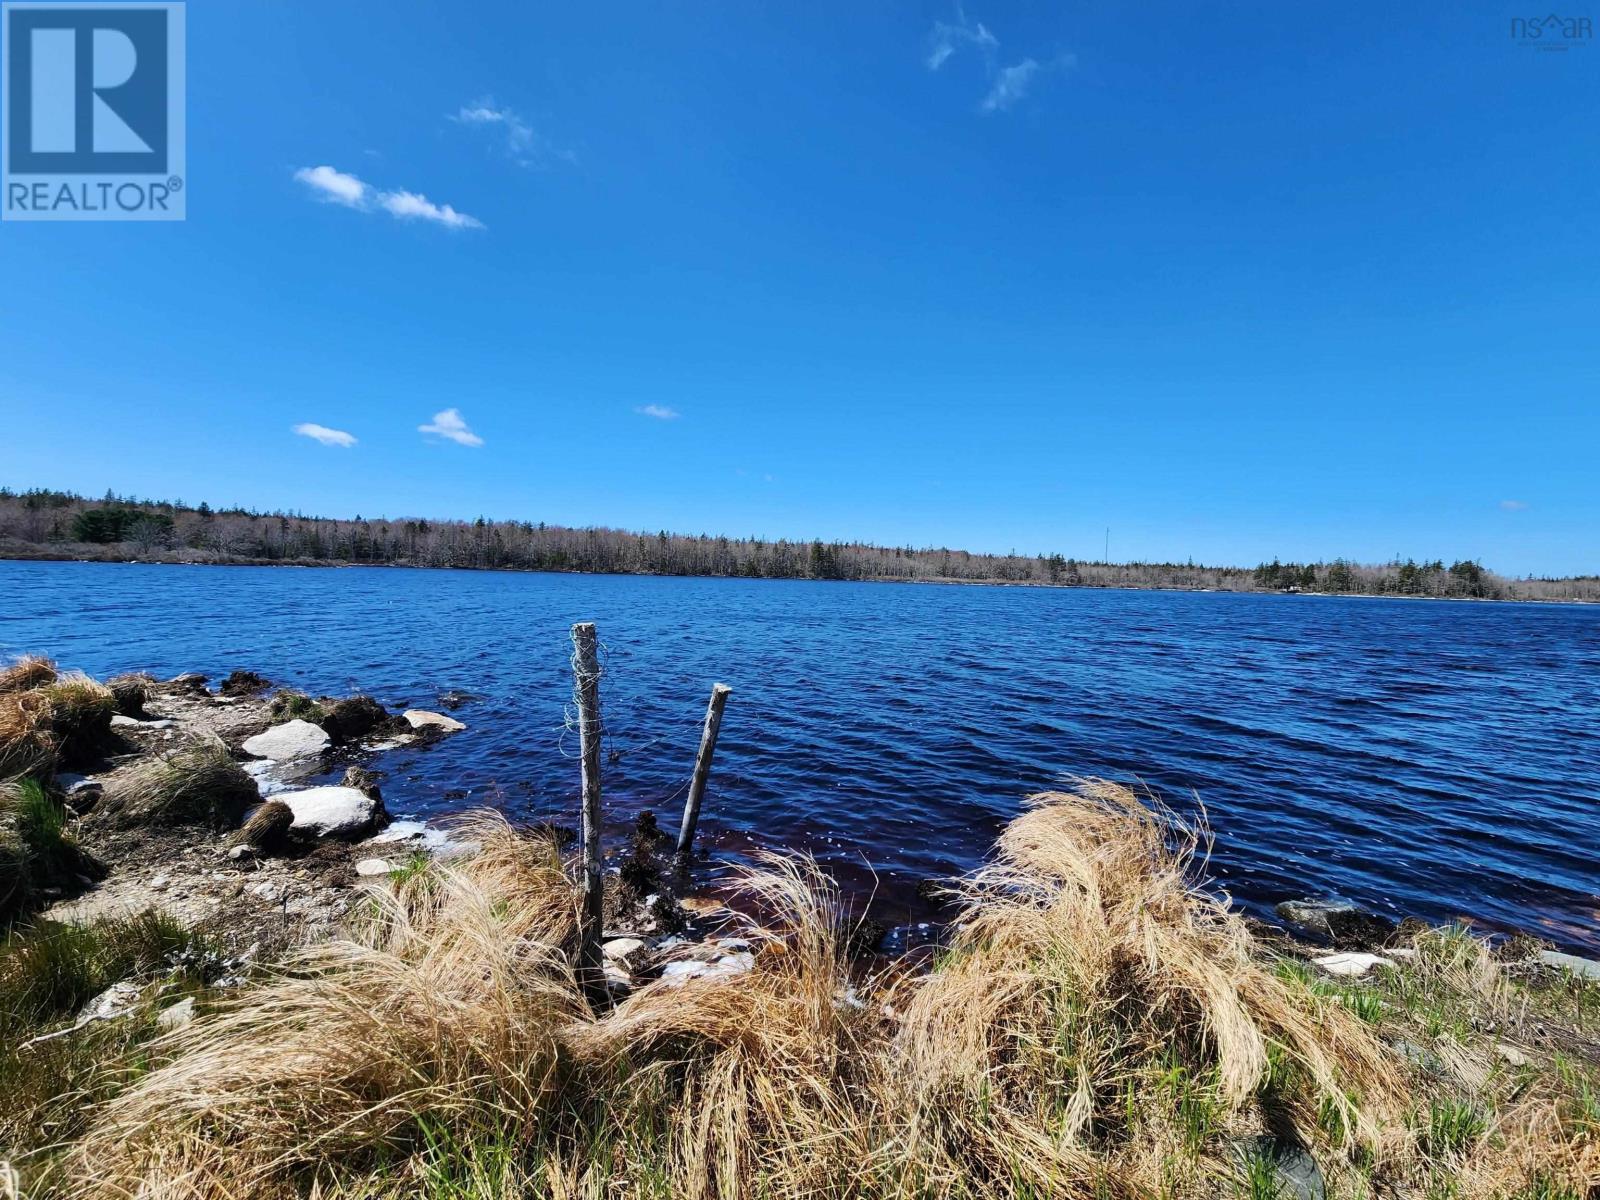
[1313,951,1395,978]
[403,710,466,732]
[355,857,396,877]
[603,937,651,969]
[243,719,331,761]
[1495,1041,1531,1067]
[1538,950,1600,981]
[659,951,755,987]
[157,997,196,1030]
[80,981,141,1020]
[365,819,454,852]
[249,881,281,903]
[280,786,380,839]
[603,964,634,998]
[227,844,255,862]
[149,874,170,891]
[111,714,173,729]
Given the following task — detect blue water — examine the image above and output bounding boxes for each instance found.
[2,560,1597,952]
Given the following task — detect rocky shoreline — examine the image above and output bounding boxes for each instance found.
[19,664,759,1000]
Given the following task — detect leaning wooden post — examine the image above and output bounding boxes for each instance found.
[676,683,732,867]
[570,622,605,1001]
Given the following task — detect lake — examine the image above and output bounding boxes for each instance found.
[3,560,1597,953]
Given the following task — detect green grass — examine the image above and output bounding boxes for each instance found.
[0,910,226,1176]
[1,779,98,927]
[269,689,325,723]
[1238,1149,1284,1200]
[1423,1099,1487,1157]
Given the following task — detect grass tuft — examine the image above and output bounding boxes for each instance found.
[0,655,59,695]
[104,673,155,718]
[17,783,1595,1200]
[1,779,101,927]
[268,689,325,723]
[95,736,259,830]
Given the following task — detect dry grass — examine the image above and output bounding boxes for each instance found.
[39,674,116,765]
[0,667,115,778]
[75,813,585,1197]
[94,735,259,829]
[104,673,155,718]
[48,784,1600,1200]
[0,655,58,695]
[0,687,56,778]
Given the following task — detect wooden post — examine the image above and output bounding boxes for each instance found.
[676,683,732,866]
[571,622,605,1001]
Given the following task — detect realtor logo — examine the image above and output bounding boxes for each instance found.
[2,2,185,220]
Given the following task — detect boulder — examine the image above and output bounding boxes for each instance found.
[218,669,271,697]
[157,996,196,1031]
[320,696,389,743]
[1275,897,1397,949]
[340,766,383,803]
[165,673,209,695]
[355,857,396,877]
[403,710,465,733]
[242,720,331,762]
[1231,1136,1325,1200]
[1538,950,1600,981]
[279,785,383,840]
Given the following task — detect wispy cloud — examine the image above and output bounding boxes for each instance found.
[419,408,484,447]
[981,58,1040,111]
[635,404,680,420]
[925,7,1072,113]
[294,165,484,230]
[452,97,574,168]
[377,189,483,230]
[1500,499,1529,511]
[926,5,997,70]
[292,422,357,448]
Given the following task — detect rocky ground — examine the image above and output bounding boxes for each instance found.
[40,670,755,998]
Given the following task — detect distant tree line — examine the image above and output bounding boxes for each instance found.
[1,486,1595,602]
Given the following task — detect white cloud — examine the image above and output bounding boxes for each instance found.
[455,99,533,153]
[452,97,574,168]
[981,58,1040,111]
[292,422,357,448]
[378,189,484,230]
[924,8,1073,114]
[294,165,367,207]
[293,165,484,230]
[926,5,997,70]
[418,408,484,447]
[1500,499,1529,511]
[635,404,680,420]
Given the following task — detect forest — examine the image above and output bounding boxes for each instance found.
[2,486,1595,601]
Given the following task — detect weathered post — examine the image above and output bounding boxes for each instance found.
[570,622,604,1001]
[676,682,732,867]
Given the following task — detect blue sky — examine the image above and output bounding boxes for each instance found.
[1,2,1596,575]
